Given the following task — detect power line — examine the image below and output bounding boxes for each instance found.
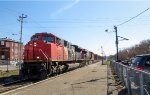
[117,8,150,26]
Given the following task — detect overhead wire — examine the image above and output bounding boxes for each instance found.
[0,8,43,37]
[1,7,150,27]
[116,8,150,27]
[1,7,150,36]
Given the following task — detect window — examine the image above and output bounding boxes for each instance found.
[42,36,54,43]
[56,37,61,44]
[1,55,5,59]
[31,37,39,41]
[133,56,146,66]
[1,51,4,55]
[1,41,4,45]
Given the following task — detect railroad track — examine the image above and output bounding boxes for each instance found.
[0,78,32,94]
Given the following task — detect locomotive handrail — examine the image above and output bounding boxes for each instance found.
[39,49,48,60]
[44,52,51,60]
[39,49,49,69]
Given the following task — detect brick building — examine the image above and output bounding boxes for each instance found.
[0,38,24,65]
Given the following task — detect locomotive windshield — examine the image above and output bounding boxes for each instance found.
[42,36,54,43]
[31,37,39,41]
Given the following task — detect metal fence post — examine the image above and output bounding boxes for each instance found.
[139,72,144,95]
[7,58,9,72]
[115,62,117,72]
[120,66,123,82]
[126,67,132,95]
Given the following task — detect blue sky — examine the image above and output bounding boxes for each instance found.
[0,0,150,56]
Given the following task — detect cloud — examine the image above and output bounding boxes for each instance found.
[51,0,80,17]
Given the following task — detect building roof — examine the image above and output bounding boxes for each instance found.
[0,37,22,44]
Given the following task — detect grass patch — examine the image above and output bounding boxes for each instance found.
[0,70,19,78]
[103,60,110,65]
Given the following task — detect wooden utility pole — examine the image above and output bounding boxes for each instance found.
[18,14,27,68]
[114,26,118,61]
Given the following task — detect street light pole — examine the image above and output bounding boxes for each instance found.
[105,26,129,62]
[101,46,103,65]
[114,26,119,61]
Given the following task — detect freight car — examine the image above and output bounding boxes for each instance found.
[21,32,100,79]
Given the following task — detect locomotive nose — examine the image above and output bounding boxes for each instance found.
[24,41,42,61]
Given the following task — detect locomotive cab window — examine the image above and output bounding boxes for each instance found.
[56,37,61,44]
[42,36,54,43]
[31,37,39,41]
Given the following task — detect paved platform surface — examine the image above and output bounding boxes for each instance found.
[2,62,107,95]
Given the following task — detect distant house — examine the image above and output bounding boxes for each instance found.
[0,38,24,65]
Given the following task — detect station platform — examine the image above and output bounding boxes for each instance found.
[2,62,107,95]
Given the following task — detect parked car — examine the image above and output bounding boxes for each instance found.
[131,54,150,71]
[130,54,150,88]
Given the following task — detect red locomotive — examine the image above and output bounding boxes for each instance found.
[21,32,101,79]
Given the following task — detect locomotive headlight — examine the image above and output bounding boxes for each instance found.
[34,42,37,47]
[37,56,40,59]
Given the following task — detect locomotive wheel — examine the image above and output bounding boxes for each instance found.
[20,69,29,79]
[56,65,61,74]
[52,65,61,75]
[40,70,47,79]
[47,65,53,77]
[63,64,69,72]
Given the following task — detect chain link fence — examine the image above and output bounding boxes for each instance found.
[0,62,20,85]
[110,61,150,95]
